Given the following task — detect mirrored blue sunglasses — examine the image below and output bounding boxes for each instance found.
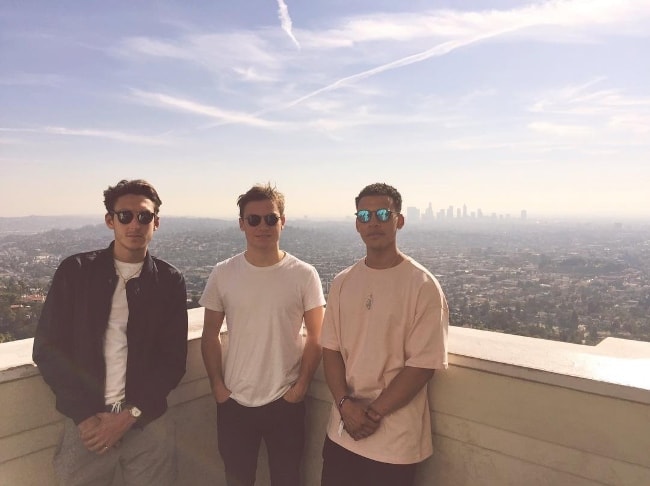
[355,208,394,223]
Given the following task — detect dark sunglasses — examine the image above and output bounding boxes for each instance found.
[244,213,281,227]
[355,208,394,223]
[113,210,156,225]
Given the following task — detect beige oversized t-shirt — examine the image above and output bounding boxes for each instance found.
[321,256,448,464]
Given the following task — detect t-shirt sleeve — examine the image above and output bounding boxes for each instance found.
[303,265,326,311]
[320,277,341,351]
[404,277,449,370]
[198,263,225,312]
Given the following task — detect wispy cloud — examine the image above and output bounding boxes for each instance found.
[304,109,457,133]
[528,121,593,137]
[608,114,650,134]
[232,66,277,83]
[266,27,521,113]
[259,0,650,114]
[302,0,650,49]
[116,32,282,84]
[277,0,300,49]
[110,0,650,119]
[46,127,173,145]
[0,73,65,87]
[115,37,193,61]
[0,126,172,145]
[529,79,650,140]
[532,80,650,116]
[58,0,650,136]
[129,89,279,128]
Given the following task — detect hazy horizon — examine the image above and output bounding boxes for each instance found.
[2,1,649,219]
[1,212,647,227]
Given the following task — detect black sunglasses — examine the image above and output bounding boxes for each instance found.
[113,210,156,225]
[244,214,281,227]
[355,208,394,223]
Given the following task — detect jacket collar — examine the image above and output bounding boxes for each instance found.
[101,241,155,279]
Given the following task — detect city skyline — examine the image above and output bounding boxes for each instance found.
[405,202,529,222]
[1,1,649,219]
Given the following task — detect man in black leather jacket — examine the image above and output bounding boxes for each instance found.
[33,179,188,486]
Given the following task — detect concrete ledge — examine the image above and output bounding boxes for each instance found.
[1,308,649,486]
[448,327,650,402]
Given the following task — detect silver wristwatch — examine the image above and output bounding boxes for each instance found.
[127,405,142,420]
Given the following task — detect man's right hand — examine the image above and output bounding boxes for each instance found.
[340,398,380,441]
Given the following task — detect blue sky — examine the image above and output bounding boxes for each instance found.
[1,0,649,220]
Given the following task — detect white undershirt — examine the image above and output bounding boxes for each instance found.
[104,260,143,405]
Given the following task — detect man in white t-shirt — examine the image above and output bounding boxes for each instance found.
[200,183,325,486]
[320,183,449,486]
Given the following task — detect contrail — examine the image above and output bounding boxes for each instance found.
[277,0,300,49]
[269,24,527,114]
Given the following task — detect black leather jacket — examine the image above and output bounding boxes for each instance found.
[33,243,188,424]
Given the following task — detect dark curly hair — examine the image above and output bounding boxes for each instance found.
[103,179,162,214]
[355,183,402,213]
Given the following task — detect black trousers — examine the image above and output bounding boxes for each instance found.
[321,435,418,486]
[217,397,305,486]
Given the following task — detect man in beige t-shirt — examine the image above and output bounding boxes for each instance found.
[320,182,449,486]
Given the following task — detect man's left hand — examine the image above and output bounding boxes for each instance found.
[282,383,306,403]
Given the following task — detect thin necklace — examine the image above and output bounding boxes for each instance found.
[364,253,402,310]
[365,252,403,269]
[115,262,143,284]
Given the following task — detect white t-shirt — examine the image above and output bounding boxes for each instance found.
[104,260,143,405]
[321,256,449,464]
[199,252,325,407]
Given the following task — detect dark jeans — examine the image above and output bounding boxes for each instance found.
[321,436,417,486]
[217,397,305,486]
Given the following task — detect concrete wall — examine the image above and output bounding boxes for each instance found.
[1,308,649,486]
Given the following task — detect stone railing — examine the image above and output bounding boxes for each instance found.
[1,308,649,485]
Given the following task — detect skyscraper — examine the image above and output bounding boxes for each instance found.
[406,206,421,223]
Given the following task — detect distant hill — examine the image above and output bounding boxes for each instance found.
[0,216,100,235]
[0,215,235,236]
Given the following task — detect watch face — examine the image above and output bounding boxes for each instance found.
[130,406,142,418]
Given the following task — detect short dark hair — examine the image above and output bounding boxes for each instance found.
[237,183,285,218]
[355,183,402,213]
[103,179,162,214]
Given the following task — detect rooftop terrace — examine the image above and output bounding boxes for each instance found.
[1,308,649,485]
